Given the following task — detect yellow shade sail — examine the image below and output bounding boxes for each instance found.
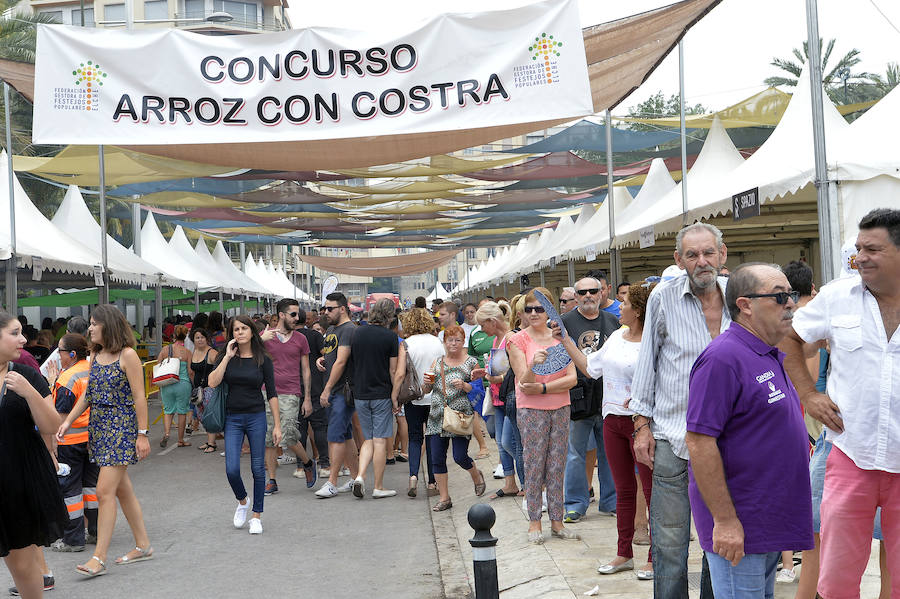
[334,154,527,178]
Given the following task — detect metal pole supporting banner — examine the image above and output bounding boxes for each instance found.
[805,0,839,283]
[4,82,17,314]
[154,281,163,355]
[218,290,224,314]
[98,145,110,303]
[605,110,622,286]
[133,203,143,335]
[239,242,246,273]
[193,287,200,314]
[679,40,690,227]
[567,260,575,287]
[539,269,545,288]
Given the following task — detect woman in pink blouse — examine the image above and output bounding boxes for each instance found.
[507,287,577,545]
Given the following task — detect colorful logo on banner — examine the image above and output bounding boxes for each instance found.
[514,33,562,88]
[53,60,106,112]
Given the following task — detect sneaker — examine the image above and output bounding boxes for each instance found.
[50,538,85,552]
[292,469,306,479]
[248,518,263,535]
[233,499,250,528]
[319,467,331,477]
[264,479,279,496]
[339,466,351,477]
[492,464,505,479]
[351,476,365,498]
[277,454,296,465]
[315,481,338,498]
[385,458,396,465]
[9,574,54,595]
[589,486,595,503]
[336,480,354,493]
[372,488,397,499]
[85,532,97,545]
[776,568,796,583]
[563,511,583,524]
[542,490,548,513]
[303,459,318,489]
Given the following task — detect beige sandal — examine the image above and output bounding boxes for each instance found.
[76,555,107,577]
[115,546,154,565]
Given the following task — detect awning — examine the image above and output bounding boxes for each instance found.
[297,249,458,277]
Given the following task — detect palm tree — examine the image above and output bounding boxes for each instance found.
[870,62,900,96]
[764,38,874,104]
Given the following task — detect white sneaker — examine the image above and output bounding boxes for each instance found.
[542,490,548,513]
[248,518,263,535]
[776,568,795,583]
[339,466,351,477]
[351,476,365,498]
[336,480,353,493]
[315,481,338,498]
[319,467,331,477]
[277,454,297,465]
[492,464,504,479]
[233,499,250,528]
[292,469,306,479]
[372,488,397,499]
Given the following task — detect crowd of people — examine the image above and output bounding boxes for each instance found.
[1,207,897,599]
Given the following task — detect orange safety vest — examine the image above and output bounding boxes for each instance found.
[52,359,91,445]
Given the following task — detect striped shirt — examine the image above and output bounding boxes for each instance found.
[630,275,730,460]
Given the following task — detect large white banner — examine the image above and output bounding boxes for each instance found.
[32,0,592,145]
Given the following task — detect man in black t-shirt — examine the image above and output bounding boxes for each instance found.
[296,308,330,475]
[560,277,620,522]
[347,298,399,499]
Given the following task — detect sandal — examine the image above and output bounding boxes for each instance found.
[432,499,452,512]
[474,470,486,497]
[76,555,107,577]
[177,440,192,447]
[426,483,439,498]
[159,435,169,448]
[198,442,211,450]
[203,444,218,454]
[490,487,518,500]
[115,546,154,565]
[408,476,417,498]
[474,451,490,460]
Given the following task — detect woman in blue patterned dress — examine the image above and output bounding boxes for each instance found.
[57,305,153,577]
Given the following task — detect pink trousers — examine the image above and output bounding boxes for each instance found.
[818,446,900,599]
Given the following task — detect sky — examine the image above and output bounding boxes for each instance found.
[286,0,900,114]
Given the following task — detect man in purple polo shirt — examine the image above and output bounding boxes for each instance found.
[686,263,813,598]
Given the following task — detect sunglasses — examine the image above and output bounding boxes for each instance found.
[559,298,573,304]
[743,291,800,305]
[523,305,546,314]
[576,288,600,296]
[287,312,299,317]
[323,306,339,312]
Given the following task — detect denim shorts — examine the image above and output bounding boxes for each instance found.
[356,399,394,440]
[326,392,355,443]
[810,433,882,539]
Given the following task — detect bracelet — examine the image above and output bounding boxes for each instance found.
[541,383,547,394]
[631,422,650,439]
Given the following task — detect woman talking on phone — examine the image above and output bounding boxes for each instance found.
[207,315,281,535]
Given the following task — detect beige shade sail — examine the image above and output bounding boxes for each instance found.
[334,154,528,178]
[319,176,481,195]
[297,249,459,277]
[0,0,721,172]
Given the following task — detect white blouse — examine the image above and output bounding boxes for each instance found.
[586,327,642,418]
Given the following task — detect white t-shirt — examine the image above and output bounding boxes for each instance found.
[586,327,642,418]
[462,322,480,346]
[404,334,446,406]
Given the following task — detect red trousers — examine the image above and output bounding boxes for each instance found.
[604,414,653,560]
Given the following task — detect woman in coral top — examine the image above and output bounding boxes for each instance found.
[507,287,577,545]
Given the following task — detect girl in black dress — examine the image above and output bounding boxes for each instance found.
[0,312,68,599]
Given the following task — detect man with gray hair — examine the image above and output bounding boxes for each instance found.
[686,263,812,597]
[559,287,576,314]
[630,221,730,598]
[348,298,400,499]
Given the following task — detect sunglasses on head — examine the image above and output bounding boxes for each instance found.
[523,305,546,314]
[743,291,800,305]
[576,288,600,296]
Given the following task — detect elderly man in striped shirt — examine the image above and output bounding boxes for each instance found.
[630,222,731,599]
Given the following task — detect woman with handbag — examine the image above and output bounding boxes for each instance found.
[189,328,219,454]
[507,287,578,545]
[56,304,153,577]
[206,315,281,535]
[422,325,486,511]
[155,325,193,448]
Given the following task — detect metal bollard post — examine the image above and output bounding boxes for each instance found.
[468,503,499,599]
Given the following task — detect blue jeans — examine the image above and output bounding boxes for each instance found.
[493,404,514,477]
[224,411,267,513]
[651,440,714,599]
[564,414,616,515]
[428,434,474,474]
[404,403,435,484]
[706,551,779,599]
[501,406,525,487]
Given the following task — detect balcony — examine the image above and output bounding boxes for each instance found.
[177,9,285,32]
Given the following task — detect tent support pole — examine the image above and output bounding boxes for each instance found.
[218,290,224,314]
[154,281,163,355]
[605,110,622,286]
[98,145,109,304]
[133,204,143,339]
[239,242,246,273]
[239,293,245,314]
[3,82,17,314]
[539,270,545,288]
[567,260,575,287]
[678,40,689,227]
[193,287,199,314]
[805,0,839,282]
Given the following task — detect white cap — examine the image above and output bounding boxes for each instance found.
[841,237,860,277]
[661,264,685,281]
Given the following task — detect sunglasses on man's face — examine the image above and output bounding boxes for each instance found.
[323,306,339,312]
[559,298,573,304]
[523,305,546,314]
[576,288,600,296]
[743,291,800,305]
[287,312,299,318]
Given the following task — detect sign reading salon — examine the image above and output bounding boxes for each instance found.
[33,0,592,145]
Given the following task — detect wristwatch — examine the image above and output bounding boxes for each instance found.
[137,429,149,437]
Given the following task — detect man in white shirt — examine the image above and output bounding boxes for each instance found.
[460,303,480,346]
[782,208,900,599]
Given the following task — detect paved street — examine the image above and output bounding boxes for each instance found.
[1,402,443,599]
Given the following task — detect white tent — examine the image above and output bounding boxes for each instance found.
[426,282,452,301]
[51,185,174,286]
[192,239,246,295]
[610,157,678,247]
[0,151,98,277]
[565,186,635,258]
[212,241,268,296]
[140,214,216,289]
[536,215,575,269]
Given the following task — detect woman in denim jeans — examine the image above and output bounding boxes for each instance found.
[207,315,281,536]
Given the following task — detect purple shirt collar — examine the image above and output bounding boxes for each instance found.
[729,321,784,361]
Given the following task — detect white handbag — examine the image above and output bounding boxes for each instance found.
[152,345,181,387]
